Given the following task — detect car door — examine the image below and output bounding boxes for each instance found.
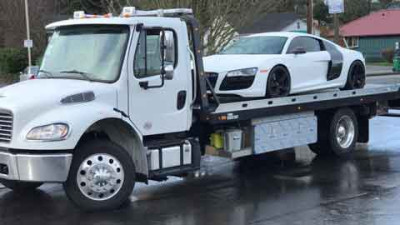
[128,26,192,136]
[285,36,331,92]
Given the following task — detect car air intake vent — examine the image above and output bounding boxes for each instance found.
[0,111,12,143]
[206,72,218,89]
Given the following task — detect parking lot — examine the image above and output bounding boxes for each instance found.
[0,75,399,225]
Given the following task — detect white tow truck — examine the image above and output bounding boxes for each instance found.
[0,7,400,211]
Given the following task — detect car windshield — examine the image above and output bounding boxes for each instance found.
[40,25,130,82]
[220,36,288,55]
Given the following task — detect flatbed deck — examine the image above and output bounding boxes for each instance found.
[201,83,400,124]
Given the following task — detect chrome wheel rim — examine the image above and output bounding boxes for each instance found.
[336,115,355,149]
[77,153,124,201]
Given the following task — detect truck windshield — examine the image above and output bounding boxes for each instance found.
[220,36,288,55]
[40,25,130,82]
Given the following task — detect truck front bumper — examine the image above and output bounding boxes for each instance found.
[0,150,72,182]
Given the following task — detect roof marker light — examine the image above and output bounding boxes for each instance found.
[120,7,193,17]
[122,7,136,17]
[73,11,113,19]
[73,11,85,19]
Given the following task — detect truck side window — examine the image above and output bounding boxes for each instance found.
[134,29,176,78]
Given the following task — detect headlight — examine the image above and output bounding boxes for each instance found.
[26,123,69,141]
[226,68,258,77]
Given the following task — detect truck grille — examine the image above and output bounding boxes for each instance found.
[0,111,12,143]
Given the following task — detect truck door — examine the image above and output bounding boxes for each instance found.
[128,26,193,136]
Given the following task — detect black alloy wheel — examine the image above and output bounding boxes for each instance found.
[266,66,291,98]
[343,61,366,90]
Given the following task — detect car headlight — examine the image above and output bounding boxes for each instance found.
[26,123,69,141]
[226,68,258,77]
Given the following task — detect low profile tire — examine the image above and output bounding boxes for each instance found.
[64,140,136,211]
[266,66,291,98]
[309,108,358,157]
[343,61,366,90]
[0,179,42,192]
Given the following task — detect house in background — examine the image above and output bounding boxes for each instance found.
[237,12,320,36]
[340,9,400,62]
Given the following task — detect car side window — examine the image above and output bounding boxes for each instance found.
[324,41,338,52]
[287,37,321,53]
[134,29,177,78]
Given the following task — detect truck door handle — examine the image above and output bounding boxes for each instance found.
[177,91,187,110]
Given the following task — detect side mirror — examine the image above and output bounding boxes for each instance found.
[160,30,175,81]
[164,31,175,63]
[164,65,174,80]
[292,47,306,55]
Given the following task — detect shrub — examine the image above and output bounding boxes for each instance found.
[0,48,28,74]
[381,48,395,63]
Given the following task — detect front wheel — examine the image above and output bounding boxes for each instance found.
[266,66,291,98]
[64,140,136,211]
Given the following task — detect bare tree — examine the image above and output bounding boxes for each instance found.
[0,0,58,58]
[135,0,279,55]
[65,0,284,55]
[68,0,137,14]
[70,0,279,54]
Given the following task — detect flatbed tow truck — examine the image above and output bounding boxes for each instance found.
[0,7,400,211]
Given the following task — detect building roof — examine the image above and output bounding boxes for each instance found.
[341,9,400,37]
[238,12,301,35]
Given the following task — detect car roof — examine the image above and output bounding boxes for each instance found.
[245,32,322,39]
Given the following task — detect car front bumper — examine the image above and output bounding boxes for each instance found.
[0,149,72,182]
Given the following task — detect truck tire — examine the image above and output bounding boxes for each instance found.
[0,179,42,192]
[309,108,358,156]
[64,140,136,211]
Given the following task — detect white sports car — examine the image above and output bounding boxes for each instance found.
[203,32,366,99]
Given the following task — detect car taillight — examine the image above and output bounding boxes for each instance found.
[29,74,35,79]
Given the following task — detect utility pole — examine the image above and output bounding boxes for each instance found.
[334,13,340,44]
[24,0,32,74]
[307,0,314,34]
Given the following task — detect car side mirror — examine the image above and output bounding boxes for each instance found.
[164,65,174,80]
[292,47,306,55]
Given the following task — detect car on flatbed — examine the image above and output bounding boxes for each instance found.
[204,32,366,99]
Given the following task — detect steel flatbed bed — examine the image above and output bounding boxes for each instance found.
[200,84,400,124]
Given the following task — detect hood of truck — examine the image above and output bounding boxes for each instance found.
[203,54,280,73]
[0,79,117,111]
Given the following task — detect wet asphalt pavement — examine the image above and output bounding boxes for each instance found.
[2,75,400,225]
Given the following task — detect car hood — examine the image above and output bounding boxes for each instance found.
[0,79,117,112]
[203,54,279,73]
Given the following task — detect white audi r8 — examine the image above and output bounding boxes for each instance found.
[203,32,366,99]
